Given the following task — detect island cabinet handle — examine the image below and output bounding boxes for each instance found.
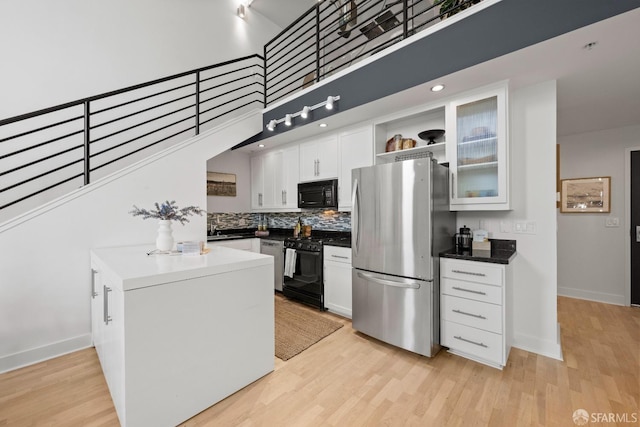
[452,269,486,277]
[103,285,112,325]
[454,335,488,348]
[331,255,349,259]
[91,269,98,298]
[452,309,487,320]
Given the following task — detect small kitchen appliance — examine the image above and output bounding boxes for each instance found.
[297,179,338,209]
[455,225,472,252]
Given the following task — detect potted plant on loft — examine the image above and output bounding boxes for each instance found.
[433,0,482,19]
[129,200,204,251]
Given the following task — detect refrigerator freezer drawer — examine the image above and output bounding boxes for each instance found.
[441,294,502,334]
[352,269,438,357]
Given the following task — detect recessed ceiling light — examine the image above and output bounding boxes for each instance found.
[431,84,445,92]
[319,123,328,128]
[258,143,265,148]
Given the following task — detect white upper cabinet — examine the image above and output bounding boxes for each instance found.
[250,155,265,210]
[338,126,374,211]
[447,84,509,210]
[251,145,300,211]
[279,145,299,209]
[299,134,338,182]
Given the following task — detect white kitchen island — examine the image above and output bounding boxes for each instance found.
[90,244,274,427]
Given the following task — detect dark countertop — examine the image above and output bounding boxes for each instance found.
[440,239,517,265]
[207,228,351,247]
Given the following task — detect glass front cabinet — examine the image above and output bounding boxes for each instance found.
[447,85,509,210]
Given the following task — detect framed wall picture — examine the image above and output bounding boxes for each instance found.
[560,176,611,213]
[207,172,236,197]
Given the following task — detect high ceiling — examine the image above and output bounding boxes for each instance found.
[249,0,318,29]
[244,2,640,149]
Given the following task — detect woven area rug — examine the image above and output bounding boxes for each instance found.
[275,298,343,361]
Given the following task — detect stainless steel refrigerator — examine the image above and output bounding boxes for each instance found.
[351,157,455,357]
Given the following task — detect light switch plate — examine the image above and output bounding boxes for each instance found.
[605,217,620,227]
[514,220,537,234]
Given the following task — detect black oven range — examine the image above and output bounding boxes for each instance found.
[282,234,350,310]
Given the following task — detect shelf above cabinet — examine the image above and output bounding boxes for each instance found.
[376,142,445,161]
[458,161,498,171]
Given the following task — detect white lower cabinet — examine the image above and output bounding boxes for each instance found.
[440,258,512,369]
[208,238,259,252]
[323,245,352,318]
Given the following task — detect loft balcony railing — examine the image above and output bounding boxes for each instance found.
[264,0,482,105]
[0,55,263,218]
[0,0,485,219]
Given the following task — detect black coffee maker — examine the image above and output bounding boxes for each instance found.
[455,225,472,253]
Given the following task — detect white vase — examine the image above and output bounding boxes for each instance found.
[156,220,174,251]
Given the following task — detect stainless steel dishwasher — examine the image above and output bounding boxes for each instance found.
[260,239,284,291]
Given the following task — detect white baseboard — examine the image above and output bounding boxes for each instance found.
[558,286,625,306]
[513,328,563,361]
[0,334,92,374]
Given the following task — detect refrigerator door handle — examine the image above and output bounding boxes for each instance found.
[352,178,360,254]
[356,271,423,289]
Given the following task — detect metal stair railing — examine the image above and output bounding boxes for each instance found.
[263,0,483,106]
[0,55,264,216]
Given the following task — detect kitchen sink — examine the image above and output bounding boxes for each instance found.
[207,234,246,241]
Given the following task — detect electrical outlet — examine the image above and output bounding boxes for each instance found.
[605,217,620,227]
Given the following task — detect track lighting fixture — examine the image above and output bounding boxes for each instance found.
[325,96,335,110]
[264,95,340,132]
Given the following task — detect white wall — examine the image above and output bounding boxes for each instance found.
[557,124,640,305]
[206,150,251,213]
[0,0,281,119]
[0,111,263,374]
[457,81,561,360]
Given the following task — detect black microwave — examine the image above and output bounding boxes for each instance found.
[298,179,338,209]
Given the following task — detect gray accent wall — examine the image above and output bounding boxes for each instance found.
[234,0,640,148]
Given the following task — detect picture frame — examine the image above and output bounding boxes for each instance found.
[560,176,610,213]
[207,172,236,197]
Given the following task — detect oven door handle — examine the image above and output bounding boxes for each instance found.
[296,250,321,257]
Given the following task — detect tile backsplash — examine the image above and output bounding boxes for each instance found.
[208,210,351,232]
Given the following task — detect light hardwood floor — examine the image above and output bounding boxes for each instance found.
[1,296,638,426]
